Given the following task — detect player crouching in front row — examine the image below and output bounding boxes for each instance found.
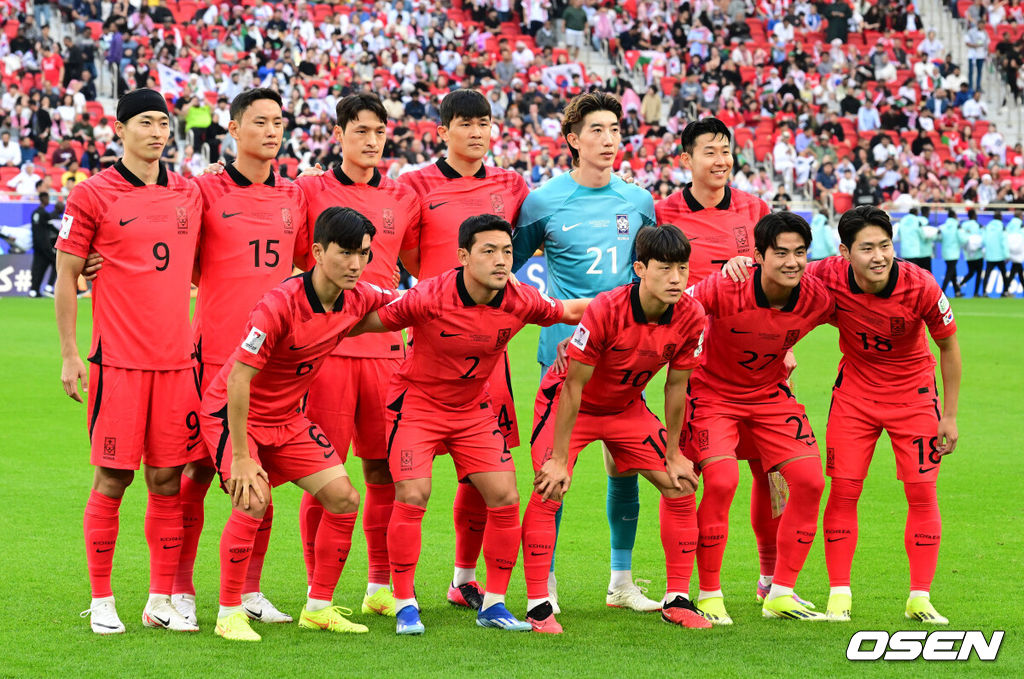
[521,224,712,633]
[199,207,393,641]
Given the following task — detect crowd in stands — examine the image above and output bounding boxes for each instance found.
[1,0,1023,211]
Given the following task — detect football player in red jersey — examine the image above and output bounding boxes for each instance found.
[56,89,203,634]
[399,90,531,610]
[201,207,393,642]
[350,215,589,635]
[686,212,835,624]
[296,93,420,618]
[521,225,712,634]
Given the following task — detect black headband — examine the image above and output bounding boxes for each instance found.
[116,88,169,124]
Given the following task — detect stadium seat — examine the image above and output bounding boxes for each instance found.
[832,192,853,214]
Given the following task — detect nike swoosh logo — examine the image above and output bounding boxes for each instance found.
[561,222,582,232]
[699,543,719,549]
[96,547,113,553]
[323,449,334,459]
[289,344,309,350]
[244,608,262,619]
[826,537,847,542]
[915,541,938,546]
[918,466,936,473]
[230,556,248,563]
[610,346,631,352]
[395,567,412,573]
[153,615,170,626]
[836,303,853,312]
[681,548,696,553]
[222,211,242,219]
[119,217,138,226]
[162,544,181,550]
[429,202,449,210]
[500,455,512,463]
[93,622,121,629]
[440,331,460,337]
[469,526,484,533]
[730,328,752,334]
[530,550,547,556]
[797,538,813,544]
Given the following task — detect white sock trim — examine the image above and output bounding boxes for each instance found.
[453,567,476,587]
[830,586,852,597]
[698,589,724,601]
[305,597,331,612]
[609,570,633,589]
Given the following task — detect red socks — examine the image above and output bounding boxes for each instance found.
[363,482,395,586]
[388,502,426,600]
[660,494,698,594]
[696,459,739,591]
[173,473,210,596]
[482,503,520,596]
[772,457,824,589]
[748,461,780,577]
[84,490,121,598]
[904,481,941,592]
[145,492,183,595]
[219,510,262,607]
[453,482,487,570]
[522,493,560,600]
[244,503,273,594]
[299,492,324,587]
[823,477,863,588]
[308,511,358,602]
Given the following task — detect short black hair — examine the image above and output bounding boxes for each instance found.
[679,117,732,155]
[837,206,893,248]
[229,88,283,123]
[561,91,623,166]
[439,89,491,127]
[921,206,931,218]
[967,207,977,220]
[457,214,513,251]
[635,224,691,265]
[754,212,812,255]
[947,208,957,218]
[313,207,376,249]
[336,92,387,130]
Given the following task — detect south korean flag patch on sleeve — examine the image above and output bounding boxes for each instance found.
[570,323,590,351]
[241,327,268,354]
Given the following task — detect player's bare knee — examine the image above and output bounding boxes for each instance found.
[184,462,216,485]
[93,466,133,497]
[488,487,520,508]
[318,481,360,514]
[362,459,393,485]
[144,464,185,495]
[396,483,430,508]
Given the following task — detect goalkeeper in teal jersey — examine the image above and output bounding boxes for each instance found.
[511,91,659,614]
[513,94,655,371]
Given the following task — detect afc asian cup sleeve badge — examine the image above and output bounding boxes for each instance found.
[616,214,630,235]
[489,192,505,216]
[382,208,395,235]
[570,323,590,351]
[281,207,294,234]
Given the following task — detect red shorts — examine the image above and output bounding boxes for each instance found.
[488,351,519,448]
[384,385,514,483]
[530,385,670,475]
[199,406,343,488]
[87,364,203,470]
[825,389,943,482]
[185,360,224,470]
[305,355,402,462]
[683,387,819,471]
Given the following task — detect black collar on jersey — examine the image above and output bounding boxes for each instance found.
[455,267,505,308]
[114,159,168,187]
[333,166,382,187]
[630,282,675,325]
[302,268,345,313]
[226,161,275,187]
[847,259,899,298]
[437,157,487,179]
[753,265,801,311]
[681,183,731,212]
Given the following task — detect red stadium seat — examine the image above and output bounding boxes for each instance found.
[832,192,853,214]
[3,20,18,40]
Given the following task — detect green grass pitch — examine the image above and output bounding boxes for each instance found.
[0,297,1020,677]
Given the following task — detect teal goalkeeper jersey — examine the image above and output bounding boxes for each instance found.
[512,172,656,366]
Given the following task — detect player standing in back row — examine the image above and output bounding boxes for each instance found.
[56,89,202,634]
[296,93,420,618]
[512,91,659,613]
[399,90,530,611]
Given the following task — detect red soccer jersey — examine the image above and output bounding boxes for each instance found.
[655,184,769,287]
[192,164,310,365]
[377,268,564,409]
[805,257,957,403]
[296,167,419,359]
[688,268,835,401]
[203,272,395,426]
[399,159,530,281]
[57,161,202,370]
[551,282,706,415]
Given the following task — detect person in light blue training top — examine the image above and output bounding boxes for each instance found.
[1005,208,1023,296]
[958,208,984,297]
[808,211,838,260]
[512,91,659,614]
[939,208,963,297]
[982,210,1008,296]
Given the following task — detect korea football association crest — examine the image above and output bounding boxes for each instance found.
[489,192,505,216]
[176,206,189,235]
[733,226,750,252]
[890,317,906,336]
[495,327,512,349]
[281,207,294,234]
[662,343,677,361]
[382,208,395,235]
[616,214,630,235]
[782,329,801,348]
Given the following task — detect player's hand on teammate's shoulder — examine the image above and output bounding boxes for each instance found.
[534,458,571,502]
[936,416,958,456]
[227,457,269,510]
[200,160,226,176]
[82,252,103,281]
[551,337,571,374]
[61,355,89,403]
[721,256,755,282]
[299,163,325,178]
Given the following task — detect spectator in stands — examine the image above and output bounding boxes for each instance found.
[918,29,945,62]
[182,94,213,150]
[562,0,588,61]
[18,136,38,166]
[28,98,52,155]
[964,19,990,92]
[79,139,100,173]
[961,91,989,121]
[773,129,797,191]
[837,167,857,194]
[61,160,88,188]
[0,132,20,167]
[825,1,852,43]
[641,85,662,125]
[981,124,1007,164]
[7,162,41,197]
[872,135,899,165]
[51,139,76,169]
[536,19,557,48]
[857,99,881,132]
